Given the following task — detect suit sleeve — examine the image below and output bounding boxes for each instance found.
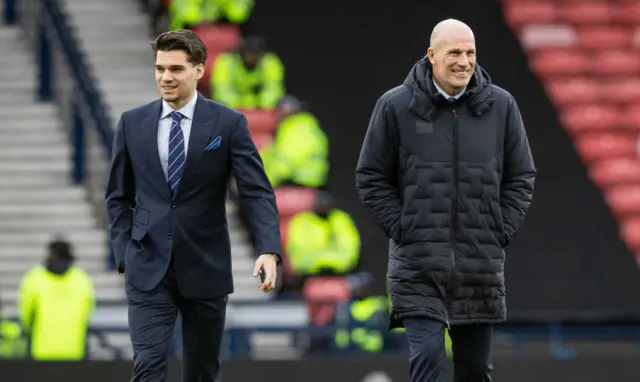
[500,97,536,247]
[355,96,402,243]
[105,114,136,267]
[231,114,283,261]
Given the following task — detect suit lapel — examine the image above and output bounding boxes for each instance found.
[177,94,219,195]
[140,100,172,199]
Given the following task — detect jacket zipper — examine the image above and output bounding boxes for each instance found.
[445,108,460,330]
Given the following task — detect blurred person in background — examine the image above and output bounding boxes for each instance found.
[356,19,535,382]
[18,238,95,360]
[286,190,360,280]
[0,297,27,359]
[168,0,254,32]
[105,29,281,382]
[211,35,285,110]
[260,95,329,189]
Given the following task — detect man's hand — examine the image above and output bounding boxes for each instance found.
[253,254,278,292]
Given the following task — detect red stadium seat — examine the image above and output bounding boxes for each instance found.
[601,79,640,105]
[617,2,640,24]
[274,187,317,217]
[590,158,640,188]
[546,78,599,106]
[558,2,614,24]
[560,105,620,135]
[519,24,577,51]
[575,26,631,49]
[303,276,351,326]
[606,186,640,218]
[504,2,556,28]
[192,24,242,53]
[620,104,640,131]
[632,27,640,49]
[240,109,278,135]
[530,50,590,78]
[593,51,640,76]
[575,133,637,163]
[251,133,273,150]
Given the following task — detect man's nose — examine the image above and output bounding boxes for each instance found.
[457,54,470,68]
[161,72,174,82]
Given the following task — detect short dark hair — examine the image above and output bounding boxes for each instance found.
[48,238,74,259]
[151,29,207,66]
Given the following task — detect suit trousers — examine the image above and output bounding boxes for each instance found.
[126,258,228,382]
[404,317,493,382]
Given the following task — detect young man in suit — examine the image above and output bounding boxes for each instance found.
[105,29,282,382]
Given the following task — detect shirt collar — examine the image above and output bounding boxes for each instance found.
[432,78,466,100]
[161,91,198,119]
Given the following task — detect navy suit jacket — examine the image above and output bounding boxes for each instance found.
[105,93,282,299]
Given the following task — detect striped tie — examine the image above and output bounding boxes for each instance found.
[167,111,186,196]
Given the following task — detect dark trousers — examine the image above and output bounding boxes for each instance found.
[404,317,493,382]
[126,259,228,382]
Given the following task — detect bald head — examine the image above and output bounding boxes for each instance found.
[430,19,475,50]
[427,19,477,97]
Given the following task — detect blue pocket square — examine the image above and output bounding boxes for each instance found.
[205,136,222,151]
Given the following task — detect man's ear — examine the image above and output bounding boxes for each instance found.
[195,63,205,80]
[427,47,436,64]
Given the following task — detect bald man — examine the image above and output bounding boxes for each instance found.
[356,19,535,381]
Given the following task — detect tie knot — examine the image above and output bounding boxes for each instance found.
[171,111,184,122]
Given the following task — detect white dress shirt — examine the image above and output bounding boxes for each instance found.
[157,92,198,179]
[433,78,467,100]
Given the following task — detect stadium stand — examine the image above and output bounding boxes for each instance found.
[501,0,640,264]
[5,0,640,378]
[0,12,121,317]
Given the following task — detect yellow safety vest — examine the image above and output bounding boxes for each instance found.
[286,209,360,275]
[260,112,329,188]
[0,319,27,358]
[19,266,95,360]
[211,51,285,110]
[169,0,254,30]
[335,297,387,352]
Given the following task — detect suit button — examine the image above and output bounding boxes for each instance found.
[171,204,176,209]
[168,234,172,239]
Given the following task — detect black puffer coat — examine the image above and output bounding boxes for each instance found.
[355,58,536,328]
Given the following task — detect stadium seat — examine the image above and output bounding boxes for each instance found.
[592,51,640,76]
[241,109,278,135]
[590,158,640,188]
[558,2,614,24]
[601,79,640,105]
[617,2,640,24]
[574,132,637,163]
[518,24,576,51]
[274,187,317,217]
[632,27,640,49]
[575,26,631,49]
[560,105,620,135]
[303,276,351,326]
[546,78,599,106]
[251,133,272,150]
[620,104,640,131]
[192,24,242,53]
[530,49,590,78]
[503,2,556,28]
[606,186,640,218]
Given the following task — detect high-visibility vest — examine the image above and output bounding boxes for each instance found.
[211,51,285,110]
[169,0,254,30]
[286,209,360,275]
[19,266,95,360]
[260,111,329,188]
